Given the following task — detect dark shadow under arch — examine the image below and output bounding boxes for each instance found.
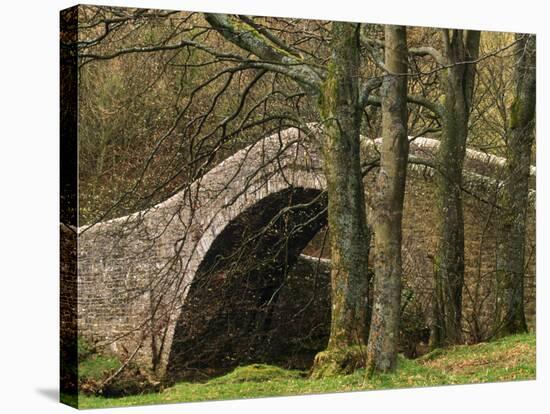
[166,187,331,381]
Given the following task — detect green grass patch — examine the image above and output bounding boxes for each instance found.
[210,364,304,384]
[79,354,120,382]
[77,333,535,409]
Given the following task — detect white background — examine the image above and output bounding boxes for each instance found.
[0,0,547,412]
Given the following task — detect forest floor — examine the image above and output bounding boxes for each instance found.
[75,333,535,409]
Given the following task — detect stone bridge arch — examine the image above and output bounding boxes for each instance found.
[165,185,330,378]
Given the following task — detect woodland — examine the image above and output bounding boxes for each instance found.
[60,5,536,406]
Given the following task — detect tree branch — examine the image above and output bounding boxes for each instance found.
[359,78,383,109]
[365,93,445,118]
[360,31,445,66]
[204,13,322,93]
[409,46,445,65]
[237,15,303,59]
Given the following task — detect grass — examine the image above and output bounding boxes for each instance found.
[209,364,305,384]
[75,333,535,409]
[79,354,120,382]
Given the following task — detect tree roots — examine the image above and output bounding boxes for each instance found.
[309,346,366,379]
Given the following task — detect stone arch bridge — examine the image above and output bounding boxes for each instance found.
[73,126,534,378]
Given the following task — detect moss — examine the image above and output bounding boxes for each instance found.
[210,364,304,384]
[318,61,338,119]
[232,19,297,59]
[232,19,263,40]
[509,97,520,129]
[310,346,366,379]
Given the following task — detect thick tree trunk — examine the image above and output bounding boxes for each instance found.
[432,30,480,348]
[311,22,371,377]
[495,34,535,337]
[366,25,409,374]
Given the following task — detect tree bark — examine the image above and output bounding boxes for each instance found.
[495,33,535,337]
[317,22,371,352]
[366,25,409,374]
[432,29,480,348]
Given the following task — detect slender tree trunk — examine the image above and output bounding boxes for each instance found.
[432,29,480,348]
[366,25,409,374]
[311,23,371,377]
[495,33,535,337]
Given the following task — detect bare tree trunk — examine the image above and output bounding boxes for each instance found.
[311,22,371,377]
[366,25,409,374]
[432,29,480,348]
[495,34,535,337]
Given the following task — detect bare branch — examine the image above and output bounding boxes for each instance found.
[204,13,323,93]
